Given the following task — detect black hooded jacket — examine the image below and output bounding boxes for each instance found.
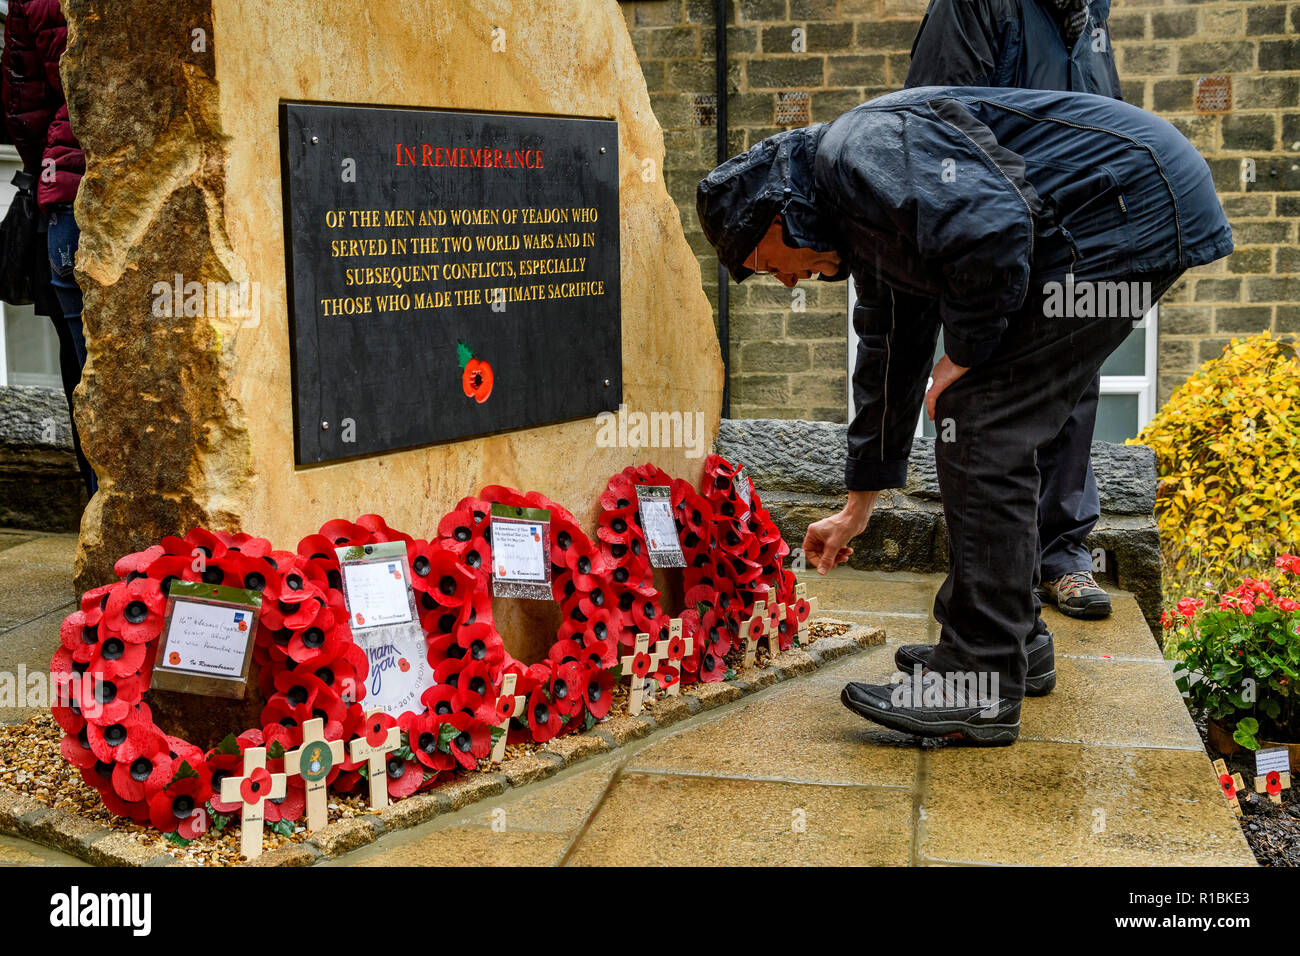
[696,87,1233,491]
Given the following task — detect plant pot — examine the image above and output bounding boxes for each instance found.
[1208,718,1300,766]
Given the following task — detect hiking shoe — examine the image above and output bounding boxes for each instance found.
[1040,570,1111,619]
[841,673,1021,746]
[894,629,1057,696]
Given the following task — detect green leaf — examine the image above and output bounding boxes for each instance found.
[1233,716,1260,750]
[208,809,232,833]
[456,340,473,368]
[170,760,198,785]
[438,722,460,751]
[269,819,295,837]
[696,601,710,618]
[489,724,506,745]
[212,733,241,758]
[268,741,286,760]
[165,831,192,847]
[584,710,597,731]
[724,667,737,681]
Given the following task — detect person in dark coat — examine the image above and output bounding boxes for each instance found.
[2,0,94,497]
[696,87,1232,743]
[905,0,1123,625]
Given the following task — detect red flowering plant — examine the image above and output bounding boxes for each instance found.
[1167,554,1300,749]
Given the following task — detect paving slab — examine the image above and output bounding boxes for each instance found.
[353,826,571,867]
[0,603,75,726]
[564,772,913,866]
[1044,596,1165,661]
[919,741,1254,866]
[627,652,919,788]
[1020,657,1202,751]
[0,832,88,866]
[796,568,943,617]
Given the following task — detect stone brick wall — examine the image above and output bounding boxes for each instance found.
[619,0,1300,419]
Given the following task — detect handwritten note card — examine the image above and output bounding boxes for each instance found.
[342,559,413,629]
[160,600,253,679]
[492,520,547,581]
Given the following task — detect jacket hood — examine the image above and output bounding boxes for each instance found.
[696,125,848,283]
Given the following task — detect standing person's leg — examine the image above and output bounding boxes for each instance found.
[47,203,96,497]
[1036,372,1110,617]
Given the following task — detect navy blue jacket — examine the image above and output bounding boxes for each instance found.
[906,0,1123,99]
[695,88,1233,490]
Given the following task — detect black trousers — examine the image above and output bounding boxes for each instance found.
[1036,371,1101,581]
[924,267,1181,698]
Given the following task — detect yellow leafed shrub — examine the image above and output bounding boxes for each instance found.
[1131,331,1300,594]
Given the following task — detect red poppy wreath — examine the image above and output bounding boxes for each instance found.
[423,485,620,748]
[595,463,731,687]
[700,453,801,653]
[51,527,370,839]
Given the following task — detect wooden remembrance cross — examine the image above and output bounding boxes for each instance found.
[282,717,345,832]
[349,709,402,812]
[621,632,666,717]
[491,672,526,764]
[650,618,693,698]
[221,746,288,861]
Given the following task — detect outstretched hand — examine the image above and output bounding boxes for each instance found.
[802,492,877,575]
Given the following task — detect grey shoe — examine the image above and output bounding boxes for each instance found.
[1041,570,1111,619]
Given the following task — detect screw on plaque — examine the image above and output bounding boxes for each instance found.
[604,378,611,386]
[311,135,319,144]
[600,147,606,154]
[321,421,329,430]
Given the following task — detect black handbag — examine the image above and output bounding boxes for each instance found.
[0,167,45,306]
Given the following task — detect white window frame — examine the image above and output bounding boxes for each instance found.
[846,278,1160,439]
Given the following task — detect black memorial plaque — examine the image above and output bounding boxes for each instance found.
[280,102,622,464]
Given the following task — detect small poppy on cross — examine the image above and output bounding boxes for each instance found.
[1213,758,1245,817]
[490,672,527,764]
[620,631,667,716]
[349,709,402,811]
[650,619,693,699]
[220,746,287,861]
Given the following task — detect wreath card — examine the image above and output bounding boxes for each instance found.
[151,581,261,700]
[489,503,553,600]
[337,542,432,717]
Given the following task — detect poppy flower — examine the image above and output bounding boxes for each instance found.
[77,672,143,726]
[461,352,494,403]
[631,652,652,679]
[526,686,563,743]
[101,577,166,645]
[563,542,606,594]
[548,638,586,669]
[87,709,165,764]
[86,633,148,680]
[60,728,97,769]
[440,712,492,770]
[582,666,615,719]
[111,749,173,804]
[699,648,727,682]
[550,662,586,718]
[363,711,397,749]
[384,750,426,798]
[402,713,457,773]
[579,636,619,670]
[437,508,478,549]
[455,621,505,671]
[114,546,166,578]
[599,473,638,513]
[654,664,680,691]
[285,612,344,665]
[206,751,247,815]
[263,778,306,824]
[743,612,767,646]
[425,547,478,607]
[666,633,687,662]
[433,654,470,689]
[453,659,496,702]
[597,504,640,548]
[148,772,212,837]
